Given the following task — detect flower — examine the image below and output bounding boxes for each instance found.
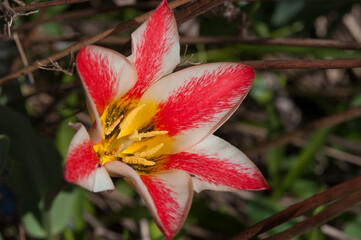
[64,0,270,239]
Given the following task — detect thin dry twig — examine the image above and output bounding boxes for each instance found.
[264,190,361,240]
[179,36,361,50]
[231,175,361,240]
[36,52,75,76]
[0,0,226,85]
[10,8,47,73]
[29,35,361,51]
[240,58,361,69]
[12,0,88,13]
[15,2,160,31]
[13,32,35,84]
[245,105,361,156]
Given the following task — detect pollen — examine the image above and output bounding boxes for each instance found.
[118,104,146,137]
[130,130,168,141]
[135,143,164,158]
[122,156,156,166]
[104,115,123,135]
[105,143,124,156]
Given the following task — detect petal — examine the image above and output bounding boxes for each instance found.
[160,135,269,193]
[140,63,254,153]
[77,46,138,143]
[125,0,180,99]
[65,123,114,192]
[105,161,192,240]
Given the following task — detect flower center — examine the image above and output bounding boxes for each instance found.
[93,99,171,173]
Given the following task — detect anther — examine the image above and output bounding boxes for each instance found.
[130,130,168,141]
[105,144,124,156]
[135,143,164,158]
[118,104,146,138]
[104,115,123,135]
[122,156,155,166]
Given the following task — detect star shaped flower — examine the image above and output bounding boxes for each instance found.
[64,1,269,238]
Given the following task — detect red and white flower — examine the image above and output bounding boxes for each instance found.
[64,1,269,239]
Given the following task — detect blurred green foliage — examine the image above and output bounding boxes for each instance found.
[1,0,361,239]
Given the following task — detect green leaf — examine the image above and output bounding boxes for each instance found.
[48,190,76,235]
[272,1,305,27]
[344,214,361,239]
[0,106,63,234]
[0,134,10,174]
[22,212,46,238]
[150,220,165,240]
[55,118,76,158]
[273,127,333,198]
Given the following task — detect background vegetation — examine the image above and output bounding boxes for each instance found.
[1,0,361,239]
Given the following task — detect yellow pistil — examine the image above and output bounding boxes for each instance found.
[122,156,156,166]
[135,143,164,158]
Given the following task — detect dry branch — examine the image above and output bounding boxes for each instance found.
[0,0,226,85]
[12,0,88,13]
[15,2,160,30]
[241,58,361,69]
[30,35,361,51]
[231,175,361,240]
[180,36,361,50]
[245,105,361,156]
[264,190,361,240]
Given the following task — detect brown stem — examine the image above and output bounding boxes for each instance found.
[29,35,361,51]
[0,0,227,85]
[12,0,88,13]
[264,190,361,240]
[180,36,361,50]
[15,2,160,31]
[10,8,47,73]
[231,175,361,240]
[240,58,361,69]
[245,105,361,156]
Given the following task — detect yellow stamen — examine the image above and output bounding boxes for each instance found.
[130,130,168,141]
[122,156,155,166]
[105,144,124,156]
[104,115,123,135]
[118,104,146,138]
[135,143,164,158]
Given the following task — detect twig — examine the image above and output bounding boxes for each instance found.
[30,35,361,51]
[240,58,361,69]
[245,105,361,156]
[15,2,160,31]
[10,9,48,73]
[12,0,88,13]
[180,36,361,50]
[36,52,75,76]
[264,190,361,240]
[230,175,361,240]
[13,32,35,84]
[0,0,227,85]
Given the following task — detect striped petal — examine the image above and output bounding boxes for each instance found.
[76,45,137,143]
[160,135,270,193]
[126,0,180,99]
[64,123,114,192]
[105,161,192,240]
[140,63,254,153]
